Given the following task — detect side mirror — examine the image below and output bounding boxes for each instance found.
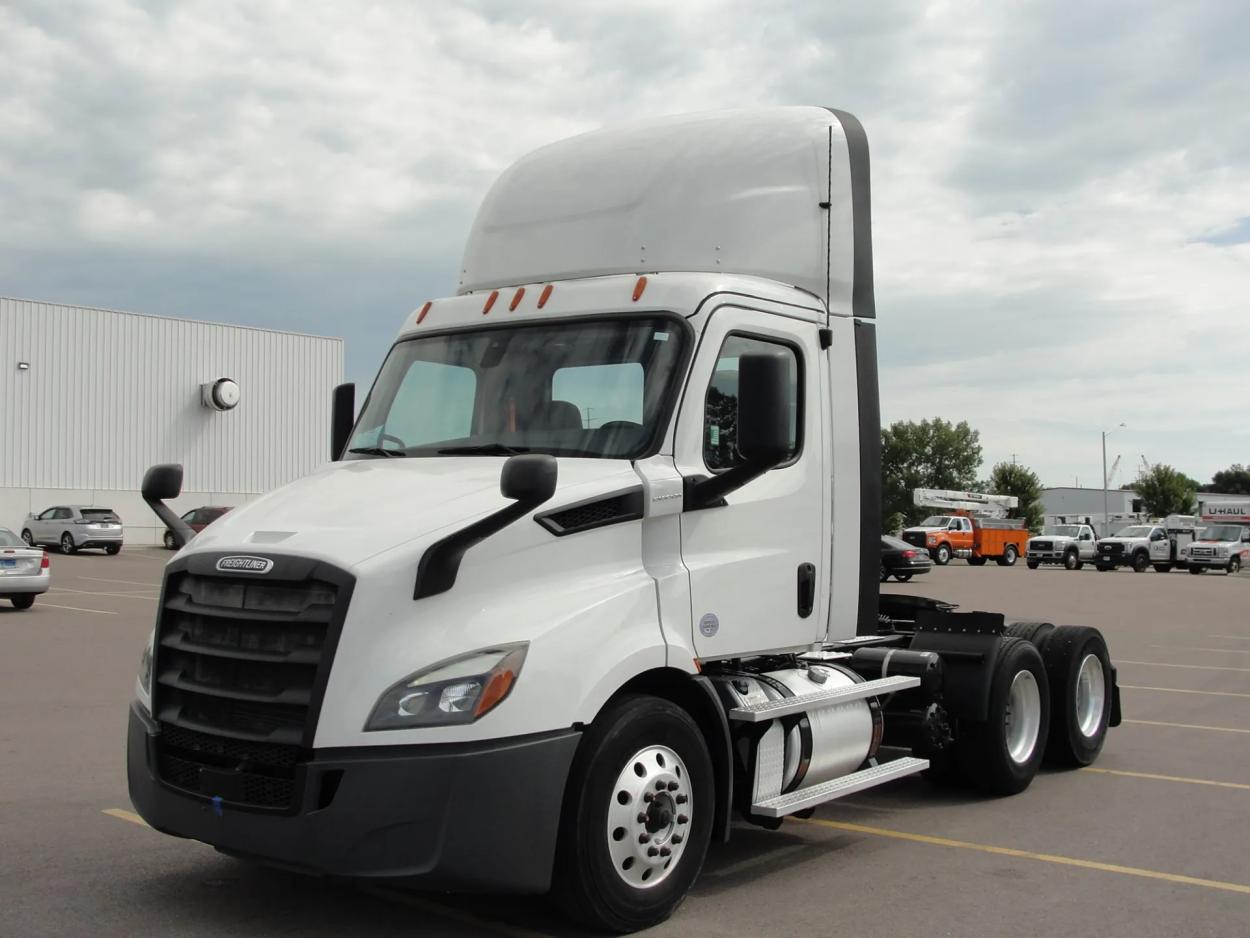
[331,383,356,461]
[501,453,558,504]
[736,351,792,466]
[141,463,196,549]
[142,464,183,501]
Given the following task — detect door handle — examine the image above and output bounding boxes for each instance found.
[797,562,816,618]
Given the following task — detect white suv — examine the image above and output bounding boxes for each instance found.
[21,505,124,555]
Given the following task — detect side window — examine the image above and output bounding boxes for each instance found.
[703,335,800,471]
[552,363,643,429]
[56,508,73,520]
[38,508,57,521]
[355,360,476,449]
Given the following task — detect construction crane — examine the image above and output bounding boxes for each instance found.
[913,488,1019,519]
[1105,454,1122,488]
[1140,454,1151,475]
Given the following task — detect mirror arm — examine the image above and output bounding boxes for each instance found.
[146,498,196,550]
[141,463,196,549]
[683,461,773,512]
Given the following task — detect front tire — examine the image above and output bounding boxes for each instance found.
[957,637,1050,795]
[164,531,177,550]
[1064,550,1079,571]
[60,533,76,555]
[1153,564,1172,574]
[11,594,36,610]
[1229,557,1242,575]
[1040,626,1113,767]
[1132,552,1149,573]
[554,694,713,934]
[934,544,951,565]
[894,573,913,583]
[21,529,34,546]
[1189,566,1204,575]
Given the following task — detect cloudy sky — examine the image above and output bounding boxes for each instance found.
[3,0,1248,487]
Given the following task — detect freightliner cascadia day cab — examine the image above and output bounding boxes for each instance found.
[128,108,1122,933]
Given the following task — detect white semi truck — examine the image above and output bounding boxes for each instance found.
[126,108,1121,933]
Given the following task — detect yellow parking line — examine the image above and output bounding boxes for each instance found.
[796,818,1250,895]
[1116,659,1250,674]
[1123,719,1250,735]
[36,602,117,615]
[1149,645,1250,655]
[1121,684,1250,699]
[1081,767,1250,791]
[102,808,148,827]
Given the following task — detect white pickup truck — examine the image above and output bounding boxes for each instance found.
[1026,524,1098,571]
[1183,523,1250,574]
[1095,521,1194,573]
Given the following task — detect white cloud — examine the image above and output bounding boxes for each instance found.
[1,0,1248,484]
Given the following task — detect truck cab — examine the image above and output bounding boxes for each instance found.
[126,107,1120,934]
[902,515,973,564]
[1027,523,1098,570]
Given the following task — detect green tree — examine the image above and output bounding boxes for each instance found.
[989,461,1044,533]
[881,418,983,530]
[1136,464,1197,517]
[1206,464,1250,494]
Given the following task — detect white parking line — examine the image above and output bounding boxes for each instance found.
[74,576,160,589]
[1121,684,1250,699]
[49,588,157,601]
[1210,635,1250,641]
[34,602,117,615]
[1124,719,1250,735]
[1116,659,1250,673]
[1149,645,1250,655]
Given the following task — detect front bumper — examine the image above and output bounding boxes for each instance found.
[1027,550,1068,562]
[0,572,49,594]
[127,703,581,892]
[1185,555,1229,568]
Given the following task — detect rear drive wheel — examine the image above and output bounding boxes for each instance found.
[1189,566,1204,574]
[1153,564,1172,573]
[554,694,713,933]
[997,545,1019,567]
[60,533,76,555]
[1132,552,1149,573]
[21,529,34,546]
[1229,557,1242,575]
[105,544,121,556]
[934,544,951,565]
[1040,626,1113,767]
[11,594,36,610]
[1064,550,1079,571]
[957,637,1050,795]
[1005,620,1055,647]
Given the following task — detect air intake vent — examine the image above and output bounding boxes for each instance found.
[536,488,644,537]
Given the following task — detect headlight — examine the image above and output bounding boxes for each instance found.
[1216,546,1229,557]
[926,536,937,545]
[365,643,528,731]
[136,629,155,711]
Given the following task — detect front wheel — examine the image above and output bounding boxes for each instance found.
[21,529,34,546]
[1229,557,1242,575]
[934,544,951,565]
[957,637,1050,795]
[1132,552,1149,573]
[894,573,913,583]
[60,533,76,555]
[1064,550,1079,571]
[997,545,1019,567]
[1026,560,1040,570]
[11,594,36,610]
[164,531,177,550]
[554,694,713,933]
[1189,566,1204,575]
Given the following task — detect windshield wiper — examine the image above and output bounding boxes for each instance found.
[437,443,530,456]
[346,446,407,457]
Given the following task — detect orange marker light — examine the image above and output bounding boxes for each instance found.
[537,284,553,308]
[632,276,648,302]
[483,290,499,315]
[509,287,525,311]
[416,301,432,324]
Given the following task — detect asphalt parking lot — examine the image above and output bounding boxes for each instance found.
[2,551,1247,937]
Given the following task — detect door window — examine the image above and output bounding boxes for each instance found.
[703,335,800,471]
[54,508,73,520]
[38,508,58,521]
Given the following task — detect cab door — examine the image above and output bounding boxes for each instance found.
[675,306,828,659]
[1149,527,1171,561]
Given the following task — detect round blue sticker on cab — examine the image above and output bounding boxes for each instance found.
[699,613,719,637]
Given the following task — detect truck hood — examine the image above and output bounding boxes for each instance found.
[1097,537,1145,546]
[183,456,641,568]
[902,526,946,535]
[1029,535,1075,545]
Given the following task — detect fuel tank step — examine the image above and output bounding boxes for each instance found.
[751,756,929,817]
[727,675,920,723]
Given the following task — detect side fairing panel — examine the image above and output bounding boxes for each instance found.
[826,316,862,641]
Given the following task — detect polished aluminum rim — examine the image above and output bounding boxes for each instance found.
[1004,670,1042,764]
[1075,653,1106,738]
[607,745,691,889]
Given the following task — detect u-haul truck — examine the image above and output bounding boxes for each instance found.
[127,108,1122,933]
[1185,502,1250,574]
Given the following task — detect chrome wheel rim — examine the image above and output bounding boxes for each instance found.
[607,745,691,889]
[21,531,32,545]
[62,535,72,552]
[1075,653,1106,738]
[1004,670,1042,764]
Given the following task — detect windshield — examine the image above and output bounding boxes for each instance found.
[1199,525,1243,541]
[348,317,688,460]
[919,516,952,527]
[1113,526,1152,538]
[1044,525,1081,537]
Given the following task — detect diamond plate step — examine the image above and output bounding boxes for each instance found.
[727,675,920,723]
[751,757,930,817]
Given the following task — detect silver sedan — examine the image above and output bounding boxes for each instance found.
[0,526,50,609]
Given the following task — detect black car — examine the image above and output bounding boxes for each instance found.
[881,534,933,582]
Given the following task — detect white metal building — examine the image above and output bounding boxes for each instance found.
[1,297,343,545]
